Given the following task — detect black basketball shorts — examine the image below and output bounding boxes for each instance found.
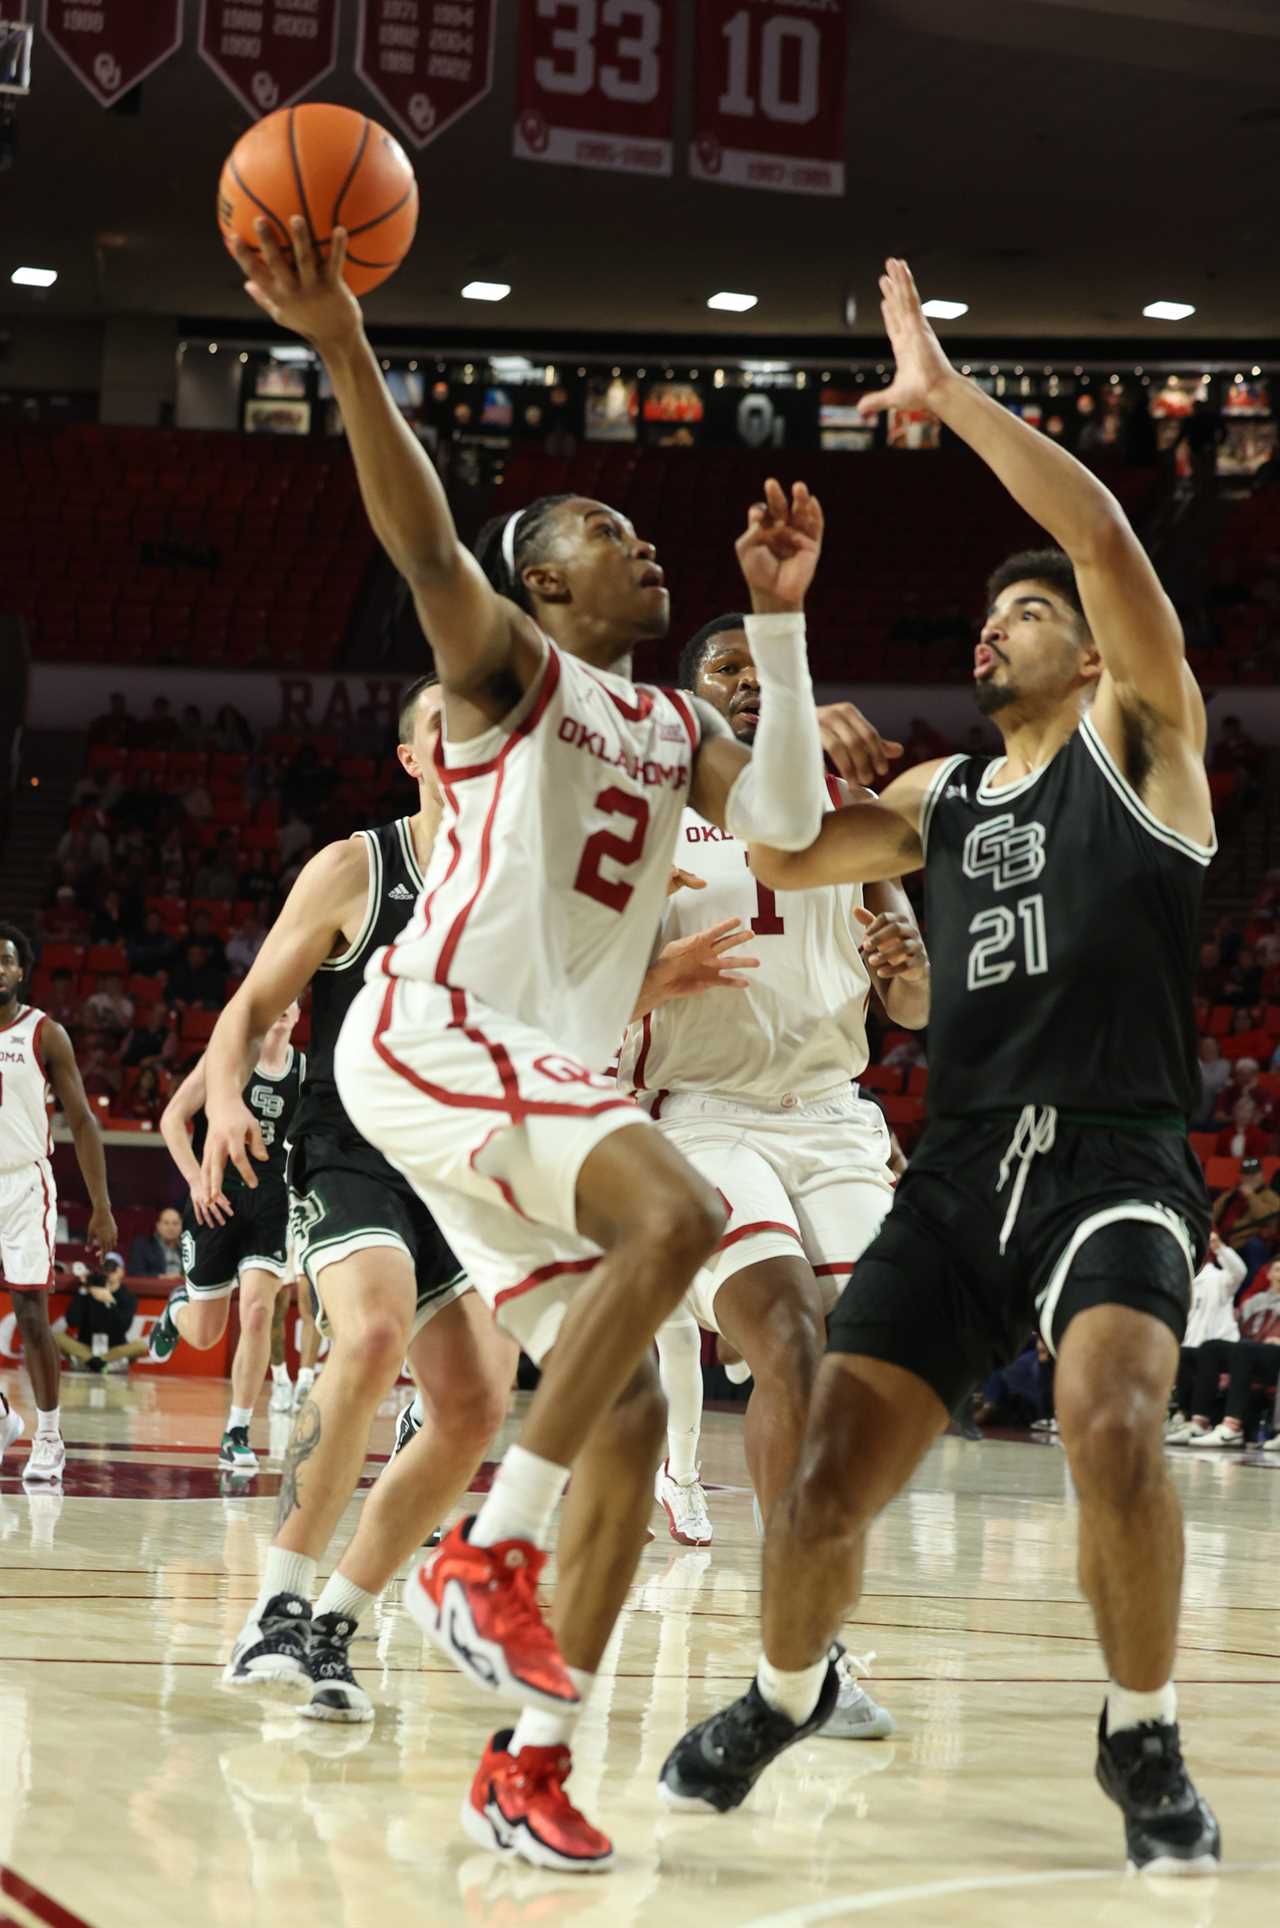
[287,1131,468,1338]
[179,1181,291,1301]
[827,1113,1210,1415]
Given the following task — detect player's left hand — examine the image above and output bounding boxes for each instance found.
[637,920,760,1016]
[855,906,928,981]
[817,702,904,786]
[86,1204,118,1258]
[857,259,956,420]
[736,479,824,613]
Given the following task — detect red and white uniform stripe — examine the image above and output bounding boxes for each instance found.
[0,1006,57,1291]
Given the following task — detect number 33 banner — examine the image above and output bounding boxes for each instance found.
[691,0,848,197]
[514,0,676,177]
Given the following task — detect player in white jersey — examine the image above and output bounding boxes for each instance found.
[223,219,827,1872]
[0,923,117,1483]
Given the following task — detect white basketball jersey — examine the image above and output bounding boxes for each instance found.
[0,1007,53,1171]
[618,778,873,1105]
[381,642,703,1072]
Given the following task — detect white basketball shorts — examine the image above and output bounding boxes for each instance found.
[652,1086,896,1333]
[0,1159,57,1291]
[335,976,650,1362]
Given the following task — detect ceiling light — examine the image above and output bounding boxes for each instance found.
[11,266,56,288]
[921,299,968,320]
[461,280,510,302]
[707,291,757,313]
[1142,300,1195,321]
[208,343,218,354]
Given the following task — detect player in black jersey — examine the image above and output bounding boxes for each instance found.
[661,261,1221,1874]
[151,1006,303,1474]
[196,677,517,1721]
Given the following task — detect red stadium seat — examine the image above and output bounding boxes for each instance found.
[86,944,129,975]
[38,943,85,973]
[180,1009,219,1044]
[859,1066,903,1095]
[1188,1132,1217,1166]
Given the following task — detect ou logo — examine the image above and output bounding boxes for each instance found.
[962,813,1046,892]
[252,70,280,112]
[94,52,122,95]
[409,92,437,135]
[519,110,548,154]
[534,1053,598,1088]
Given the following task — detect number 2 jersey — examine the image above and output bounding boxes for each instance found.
[380,641,705,1071]
[919,712,1213,1122]
[617,777,874,1106]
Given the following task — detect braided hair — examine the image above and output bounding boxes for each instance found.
[474,495,575,614]
[676,612,751,692]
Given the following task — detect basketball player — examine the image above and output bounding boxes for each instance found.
[200,677,515,1724]
[150,1008,303,1471]
[0,922,117,1482]
[228,217,826,1869]
[661,260,1221,1875]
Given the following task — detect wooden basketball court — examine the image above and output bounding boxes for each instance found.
[2,1371,1277,1927]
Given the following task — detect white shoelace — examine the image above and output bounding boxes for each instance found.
[995,1103,1058,1254]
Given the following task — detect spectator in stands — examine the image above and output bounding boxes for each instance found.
[129,1207,184,1278]
[1227,1006,1264,1048]
[45,968,82,1033]
[178,704,209,751]
[122,999,177,1071]
[138,696,173,749]
[973,1335,1053,1430]
[166,941,225,1009]
[1215,915,1245,968]
[1165,1234,1244,1433]
[191,831,239,903]
[1195,1037,1232,1127]
[1211,1155,1280,1270]
[82,972,133,1040]
[110,767,168,835]
[87,693,131,747]
[55,1260,146,1373]
[188,909,227,973]
[127,911,175,977]
[1255,921,1280,972]
[883,1032,927,1071]
[282,744,334,825]
[1214,1096,1273,1160]
[56,816,111,881]
[78,1037,122,1102]
[1219,1059,1276,1131]
[212,704,253,754]
[236,853,278,906]
[278,809,312,865]
[89,888,128,946]
[902,717,949,767]
[1168,1256,1280,1447]
[1221,945,1263,1009]
[226,909,267,977]
[117,1064,168,1124]
[181,775,214,822]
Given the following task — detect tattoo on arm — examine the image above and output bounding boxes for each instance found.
[276,1397,321,1531]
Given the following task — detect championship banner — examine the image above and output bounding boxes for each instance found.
[356,0,496,150]
[514,0,676,178]
[198,0,341,120]
[41,0,182,108]
[690,0,847,197]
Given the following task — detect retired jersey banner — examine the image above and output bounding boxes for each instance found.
[514,0,676,178]
[691,0,847,197]
[356,0,496,149]
[198,0,341,119]
[41,0,183,108]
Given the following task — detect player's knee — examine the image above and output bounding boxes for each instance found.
[597,1360,668,1469]
[333,1306,412,1389]
[12,1292,47,1336]
[240,1295,271,1339]
[744,1294,823,1395]
[1065,1394,1165,1505]
[638,1179,725,1280]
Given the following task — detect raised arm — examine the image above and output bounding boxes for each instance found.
[231,219,543,718]
[750,759,937,892]
[41,1022,116,1257]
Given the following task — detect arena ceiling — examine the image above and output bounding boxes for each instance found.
[5,0,1280,347]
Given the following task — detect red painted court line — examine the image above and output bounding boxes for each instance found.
[0,1867,93,1928]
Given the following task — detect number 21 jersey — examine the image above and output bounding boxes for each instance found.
[382,642,703,1072]
[919,713,1213,1122]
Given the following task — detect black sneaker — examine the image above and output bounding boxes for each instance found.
[659,1663,839,1813]
[222,1591,311,1686]
[302,1612,375,1724]
[1095,1710,1222,1874]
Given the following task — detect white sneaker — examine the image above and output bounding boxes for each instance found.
[293,1371,316,1410]
[1262,1433,1280,1453]
[1187,1424,1245,1449]
[0,1398,23,1456]
[654,1461,713,1546]
[269,1373,293,1414]
[1165,1421,1209,1445]
[821,1648,896,1740]
[22,1431,66,1484]
[1163,1410,1187,1438]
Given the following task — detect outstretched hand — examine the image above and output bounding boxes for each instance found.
[230,215,363,356]
[633,919,760,1019]
[736,478,824,613]
[857,259,956,421]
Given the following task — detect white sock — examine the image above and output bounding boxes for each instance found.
[271,1363,290,1383]
[313,1571,376,1625]
[511,1669,593,1752]
[296,1368,315,1391]
[1107,1681,1177,1735]
[410,1391,425,1426]
[470,1444,569,1550]
[258,1547,316,1609]
[657,1312,703,1482]
[724,1358,752,1386]
[228,1405,254,1432]
[36,1407,61,1439]
[756,1654,828,1726]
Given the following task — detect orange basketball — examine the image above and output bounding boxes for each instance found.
[218,103,418,297]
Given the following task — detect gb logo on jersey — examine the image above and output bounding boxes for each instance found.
[962,814,1046,892]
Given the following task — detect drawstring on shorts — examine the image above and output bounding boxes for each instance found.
[995,1104,1058,1254]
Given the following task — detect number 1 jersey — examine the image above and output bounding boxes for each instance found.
[380,642,704,1072]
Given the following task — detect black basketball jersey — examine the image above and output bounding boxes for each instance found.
[191,1048,305,1192]
[919,712,1213,1122]
[293,816,425,1145]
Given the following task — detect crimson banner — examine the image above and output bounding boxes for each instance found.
[41,0,182,108]
[198,1,341,119]
[690,0,847,197]
[513,0,676,178]
[356,0,496,149]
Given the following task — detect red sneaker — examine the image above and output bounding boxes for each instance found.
[407,1516,580,1714]
[462,1730,614,1874]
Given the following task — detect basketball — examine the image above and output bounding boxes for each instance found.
[217,103,418,297]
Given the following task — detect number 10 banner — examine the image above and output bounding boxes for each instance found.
[691,0,847,197]
[514,0,676,178]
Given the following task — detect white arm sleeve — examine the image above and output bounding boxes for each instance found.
[722,612,826,851]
